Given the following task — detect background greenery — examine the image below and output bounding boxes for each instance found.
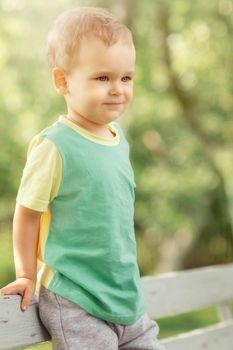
[0,0,233,346]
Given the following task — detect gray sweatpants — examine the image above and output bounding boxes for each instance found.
[39,286,164,350]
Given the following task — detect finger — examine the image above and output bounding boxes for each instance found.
[0,285,24,296]
[21,288,33,311]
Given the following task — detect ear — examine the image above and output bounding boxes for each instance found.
[52,67,69,95]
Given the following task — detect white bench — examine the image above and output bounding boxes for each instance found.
[1,263,233,350]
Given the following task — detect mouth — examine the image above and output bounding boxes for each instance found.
[104,102,124,105]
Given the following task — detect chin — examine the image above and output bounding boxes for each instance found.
[106,115,121,124]
[106,111,122,120]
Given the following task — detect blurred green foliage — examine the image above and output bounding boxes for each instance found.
[0,0,233,287]
[0,224,14,286]
[158,306,219,338]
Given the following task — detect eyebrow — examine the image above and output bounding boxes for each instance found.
[92,71,135,76]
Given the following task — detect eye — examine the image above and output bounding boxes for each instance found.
[96,76,109,81]
[122,76,132,82]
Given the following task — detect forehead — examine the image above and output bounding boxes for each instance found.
[73,37,136,74]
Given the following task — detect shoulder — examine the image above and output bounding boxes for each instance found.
[25,132,62,177]
[27,120,71,157]
[27,133,58,159]
[40,121,66,139]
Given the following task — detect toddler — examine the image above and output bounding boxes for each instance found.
[0,7,164,350]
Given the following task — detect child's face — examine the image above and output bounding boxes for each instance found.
[65,37,135,125]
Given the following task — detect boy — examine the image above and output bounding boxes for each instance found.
[0,7,163,350]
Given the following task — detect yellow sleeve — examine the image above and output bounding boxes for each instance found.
[16,135,62,212]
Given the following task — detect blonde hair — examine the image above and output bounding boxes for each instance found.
[47,7,133,72]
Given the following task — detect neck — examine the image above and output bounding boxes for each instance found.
[66,113,115,139]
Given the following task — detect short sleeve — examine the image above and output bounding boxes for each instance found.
[16,135,62,212]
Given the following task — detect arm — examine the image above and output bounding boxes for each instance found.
[0,136,61,310]
[0,204,42,311]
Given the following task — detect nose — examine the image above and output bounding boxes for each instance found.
[108,82,123,96]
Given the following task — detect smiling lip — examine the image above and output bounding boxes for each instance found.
[104,102,123,105]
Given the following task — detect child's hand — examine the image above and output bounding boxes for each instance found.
[0,277,36,311]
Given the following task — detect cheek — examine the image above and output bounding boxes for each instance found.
[87,88,106,106]
[126,87,133,103]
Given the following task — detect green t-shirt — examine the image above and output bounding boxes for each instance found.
[40,120,146,324]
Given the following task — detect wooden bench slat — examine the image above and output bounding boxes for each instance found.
[0,295,50,350]
[160,321,233,350]
[141,263,233,318]
[1,264,233,349]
